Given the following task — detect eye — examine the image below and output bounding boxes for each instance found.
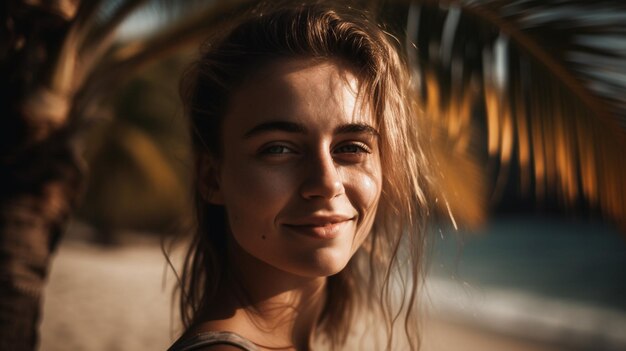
[333,142,371,155]
[259,144,296,155]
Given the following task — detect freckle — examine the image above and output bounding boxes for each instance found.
[261,235,266,240]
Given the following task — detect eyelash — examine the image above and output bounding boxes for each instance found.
[333,142,371,154]
[260,144,296,155]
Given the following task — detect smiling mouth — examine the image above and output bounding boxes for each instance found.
[283,216,354,239]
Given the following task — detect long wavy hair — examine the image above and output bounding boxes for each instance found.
[177,1,431,349]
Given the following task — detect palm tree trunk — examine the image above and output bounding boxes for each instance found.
[0,143,81,350]
[0,1,82,349]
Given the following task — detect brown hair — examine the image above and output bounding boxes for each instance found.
[178,1,431,349]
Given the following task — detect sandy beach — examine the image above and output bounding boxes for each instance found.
[39,231,575,351]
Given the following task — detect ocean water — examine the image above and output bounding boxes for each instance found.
[429,215,626,311]
[426,215,626,349]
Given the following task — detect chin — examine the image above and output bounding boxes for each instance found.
[287,248,351,278]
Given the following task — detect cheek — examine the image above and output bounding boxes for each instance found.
[359,175,381,206]
[345,166,382,243]
[221,159,281,201]
[218,161,295,229]
[348,161,383,211]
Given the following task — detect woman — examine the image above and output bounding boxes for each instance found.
[170,1,431,350]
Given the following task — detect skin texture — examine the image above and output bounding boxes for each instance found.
[197,59,383,350]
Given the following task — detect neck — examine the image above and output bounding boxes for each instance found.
[198,239,327,351]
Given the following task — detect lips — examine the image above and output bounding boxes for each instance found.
[283,215,354,239]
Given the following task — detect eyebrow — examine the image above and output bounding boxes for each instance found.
[334,123,379,137]
[243,120,379,139]
[244,121,307,138]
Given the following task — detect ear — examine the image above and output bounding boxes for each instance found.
[197,153,224,205]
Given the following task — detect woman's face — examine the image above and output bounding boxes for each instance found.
[209,58,382,278]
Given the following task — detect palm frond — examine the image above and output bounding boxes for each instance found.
[77,0,149,74]
[80,119,189,229]
[408,0,626,230]
[70,0,257,123]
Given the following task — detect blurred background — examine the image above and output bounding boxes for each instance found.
[10,0,622,350]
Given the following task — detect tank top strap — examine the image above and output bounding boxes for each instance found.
[167,331,259,351]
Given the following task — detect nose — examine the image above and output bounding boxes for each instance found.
[300,152,345,200]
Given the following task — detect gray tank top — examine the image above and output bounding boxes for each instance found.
[167,331,259,351]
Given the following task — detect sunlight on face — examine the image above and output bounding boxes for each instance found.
[213,59,382,278]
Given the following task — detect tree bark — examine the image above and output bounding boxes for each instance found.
[0,1,82,349]
[0,140,82,350]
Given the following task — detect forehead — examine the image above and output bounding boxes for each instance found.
[223,58,374,134]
